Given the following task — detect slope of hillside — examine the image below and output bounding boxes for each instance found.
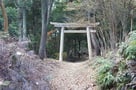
[0,37,98,90]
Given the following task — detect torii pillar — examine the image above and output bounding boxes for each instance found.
[50,22,99,61]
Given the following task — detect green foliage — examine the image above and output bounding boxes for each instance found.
[53,52,67,60]
[8,22,18,37]
[96,31,136,90]
[50,1,66,22]
[98,72,115,89]
[6,7,18,37]
[116,72,131,90]
[118,60,127,71]
[28,33,40,54]
[92,57,112,69]
[119,31,136,60]
[26,0,41,54]
[0,31,9,39]
[117,31,136,89]
[0,7,18,37]
[15,0,33,10]
[125,44,136,60]
[46,1,67,58]
[118,42,128,56]
[0,7,18,36]
[114,60,131,89]
[94,57,115,89]
[46,38,59,58]
[128,31,136,41]
[94,57,131,90]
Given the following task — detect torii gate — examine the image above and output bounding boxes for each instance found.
[50,22,99,61]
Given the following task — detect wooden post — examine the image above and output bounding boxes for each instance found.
[59,27,64,61]
[86,27,92,60]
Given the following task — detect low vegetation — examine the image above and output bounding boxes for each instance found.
[94,31,136,90]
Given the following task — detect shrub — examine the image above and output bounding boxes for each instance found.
[95,31,136,90]
[94,57,130,90]
[119,31,136,60]
[115,72,131,90]
[94,57,115,89]
[53,52,67,60]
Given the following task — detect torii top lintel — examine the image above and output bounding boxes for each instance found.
[50,22,100,28]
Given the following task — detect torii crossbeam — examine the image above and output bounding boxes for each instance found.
[50,22,100,61]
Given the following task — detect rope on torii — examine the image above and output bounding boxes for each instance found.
[50,22,100,61]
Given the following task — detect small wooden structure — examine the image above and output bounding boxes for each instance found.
[50,22,99,61]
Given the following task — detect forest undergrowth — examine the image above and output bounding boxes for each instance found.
[94,31,136,90]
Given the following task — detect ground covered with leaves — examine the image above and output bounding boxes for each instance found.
[0,36,98,90]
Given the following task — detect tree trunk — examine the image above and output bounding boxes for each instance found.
[91,33,101,56]
[0,0,8,32]
[16,0,27,41]
[39,0,49,59]
[22,7,27,40]
[18,7,23,41]
[16,0,23,41]
[130,9,133,31]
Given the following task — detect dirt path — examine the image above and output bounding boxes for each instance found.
[48,60,99,90]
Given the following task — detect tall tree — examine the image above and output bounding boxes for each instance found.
[17,1,23,41]
[0,0,8,32]
[39,0,54,59]
[15,0,32,41]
